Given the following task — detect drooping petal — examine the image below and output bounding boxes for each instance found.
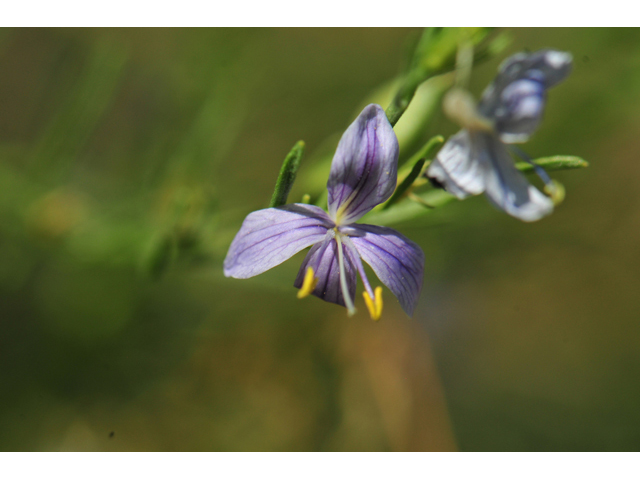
[478,49,572,143]
[294,233,356,307]
[348,224,424,317]
[224,204,333,279]
[327,104,400,224]
[475,132,554,222]
[427,129,486,199]
[428,130,554,222]
[491,75,547,143]
[496,49,573,89]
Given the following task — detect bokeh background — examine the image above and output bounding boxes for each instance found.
[1,28,639,451]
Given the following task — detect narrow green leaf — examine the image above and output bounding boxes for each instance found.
[399,135,444,172]
[382,135,444,210]
[385,28,498,126]
[269,141,305,208]
[516,156,589,173]
[383,158,426,210]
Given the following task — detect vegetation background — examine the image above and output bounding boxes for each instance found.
[1,28,639,451]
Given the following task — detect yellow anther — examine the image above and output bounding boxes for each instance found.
[297,267,318,299]
[544,179,566,206]
[363,286,383,321]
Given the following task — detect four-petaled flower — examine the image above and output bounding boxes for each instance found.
[224,104,425,320]
[427,49,573,222]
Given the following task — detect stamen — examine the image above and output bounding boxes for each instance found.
[340,236,382,321]
[335,234,356,316]
[363,286,383,321]
[544,179,566,205]
[297,266,318,299]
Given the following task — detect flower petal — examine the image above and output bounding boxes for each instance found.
[496,49,573,89]
[294,234,356,307]
[428,131,553,222]
[348,224,424,317]
[327,104,400,224]
[478,49,572,143]
[223,204,333,279]
[427,129,486,199]
[476,132,554,222]
[491,77,547,143]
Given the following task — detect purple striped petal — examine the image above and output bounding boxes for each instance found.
[294,234,356,307]
[224,204,333,279]
[349,224,424,317]
[479,50,572,143]
[494,49,572,90]
[492,76,546,143]
[327,104,399,224]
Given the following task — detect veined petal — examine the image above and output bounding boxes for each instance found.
[495,49,573,89]
[427,129,485,199]
[475,132,554,222]
[349,224,424,317]
[428,131,554,222]
[224,204,333,279]
[294,233,356,307]
[327,104,399,224]
[478,49,572,143]
[492,76,546,143]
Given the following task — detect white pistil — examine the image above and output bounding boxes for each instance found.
[335,233,356,316]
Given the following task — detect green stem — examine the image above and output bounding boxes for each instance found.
[385,28,507,127]
[364,155,589,226]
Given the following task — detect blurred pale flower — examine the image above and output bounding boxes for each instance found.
[427,49,572,222]
[224,104,424,320]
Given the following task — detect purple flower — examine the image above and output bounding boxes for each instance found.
[224,104,425,320]
[427,49,572,222]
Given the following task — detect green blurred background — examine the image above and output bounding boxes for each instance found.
[1,28,639,451]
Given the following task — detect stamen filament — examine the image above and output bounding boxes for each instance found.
[335,234,356,316]
[297,266,318,299]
